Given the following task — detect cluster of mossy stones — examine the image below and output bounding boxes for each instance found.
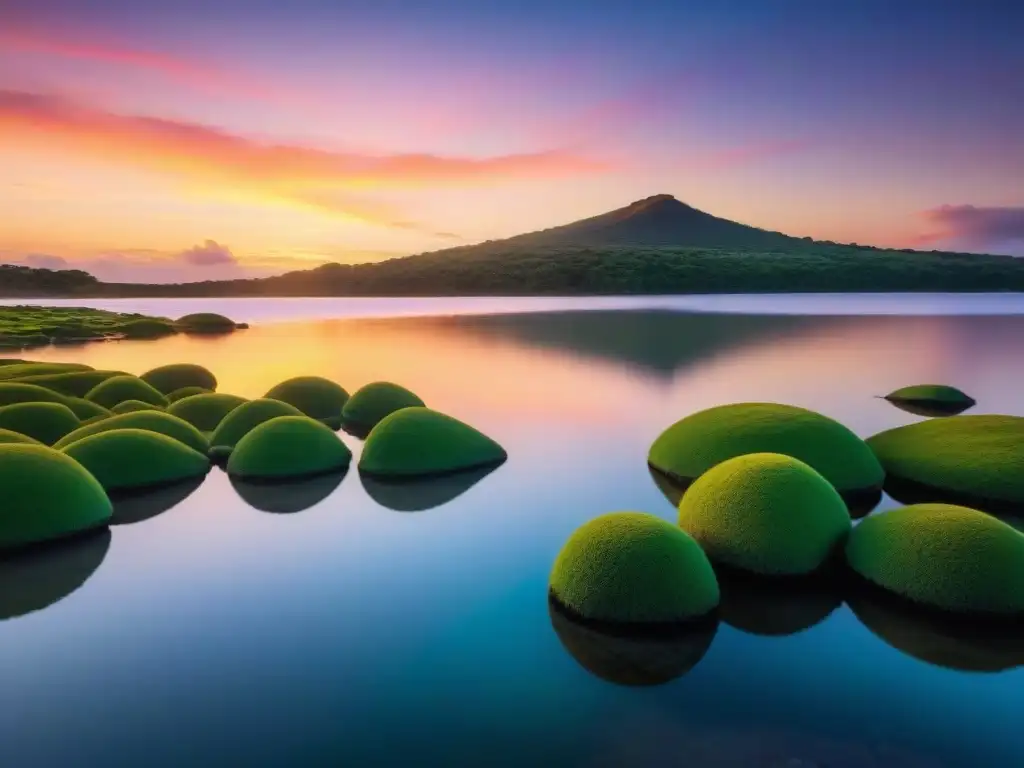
[0,307,249,349]
[550,393,1024,664]
[0,358,507,554]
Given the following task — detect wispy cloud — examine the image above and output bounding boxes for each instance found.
[0,90,607,235]
[1,241,320,283]
[0,26,275,101]
[913,204,1024,255]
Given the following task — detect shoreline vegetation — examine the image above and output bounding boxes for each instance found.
[0,306,247,350]
[3,195,1024,298]
[4,243,1024,299]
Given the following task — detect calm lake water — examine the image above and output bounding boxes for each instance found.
[3,295,1024,767]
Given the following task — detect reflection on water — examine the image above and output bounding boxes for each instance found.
[358,466,500,512]
[716,566,843,637]
[230,471,348,514]
[548,598,718,687]
[111,477,205,525]
[0,530,111,620]
[5,301,1024,767]
[846,583,1024,673]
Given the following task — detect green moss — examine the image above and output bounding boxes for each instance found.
[166,392,247,431]
[0,530,111,619]
[0,306,176,347]
[885,384,975,405]
[0,382,70,407]
[358,407,506,478]
[867,416,1024,508]
[0,358,28,366]
[85,375,167,409]
[846,503,1024,615]
[111,399,163,415]
[230,472,345,513]
[549,511,719,624]
[0,444,112,551]
[227,416,352,480]
[54,410,209,454]
[175,312,239,334]
[548,600,718,686]
[210,398,304,452]
[118,318,178,339]
[677,453,851,576]
[141,363,217,394]
[13,370,129,397]
[0,428,42,445]
[63,397,111,421]
[648,402,884,496]
[167,386,212,403]
[264,376,349,424]
[0,362,92,380]
[61,428,210,493]
[342,381,425,431]
[0,402,80,445]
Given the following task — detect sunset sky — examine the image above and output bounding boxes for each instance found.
[1,1,1022,282]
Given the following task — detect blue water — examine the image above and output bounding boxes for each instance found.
[2,299,1023,767]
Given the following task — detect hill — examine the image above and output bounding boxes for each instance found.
[3,194,1024,297]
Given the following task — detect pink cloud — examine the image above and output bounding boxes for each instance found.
[912,204,1024,255]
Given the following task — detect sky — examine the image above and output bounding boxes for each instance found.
[1,0,1022,282]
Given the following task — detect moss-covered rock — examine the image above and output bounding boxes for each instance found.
[85,375,167,409]
[118,318,178,339]
[0,427,42,445]
[63,397,111,421]
[677,453,851,576]
[175,312,239,334]
[342,381,424,431]
[227,416,352,481]
[549,511,719,625]
[648,403,884,498]
[166,392,247,432]
[0,362,92,380]
[54,410,209,454]
[230,472,345,513]
[0,381,70,407]
[548,599,718,686]
[13,370,129,397]
[210,398,304,453]
[264,376,349,426]
[867,415,1024,510]
[0,529,111,619]
[141,363,217,394]
[885,384,975,409]
[111,399,164,415]
[61,428,210,493]
[358,407,506,479]
[0,444,112,550]
[846,503,1024,615]
[166,386,211,403]
[0,402,80,445]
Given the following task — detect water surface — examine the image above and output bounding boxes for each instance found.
[2,297,1023,767]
